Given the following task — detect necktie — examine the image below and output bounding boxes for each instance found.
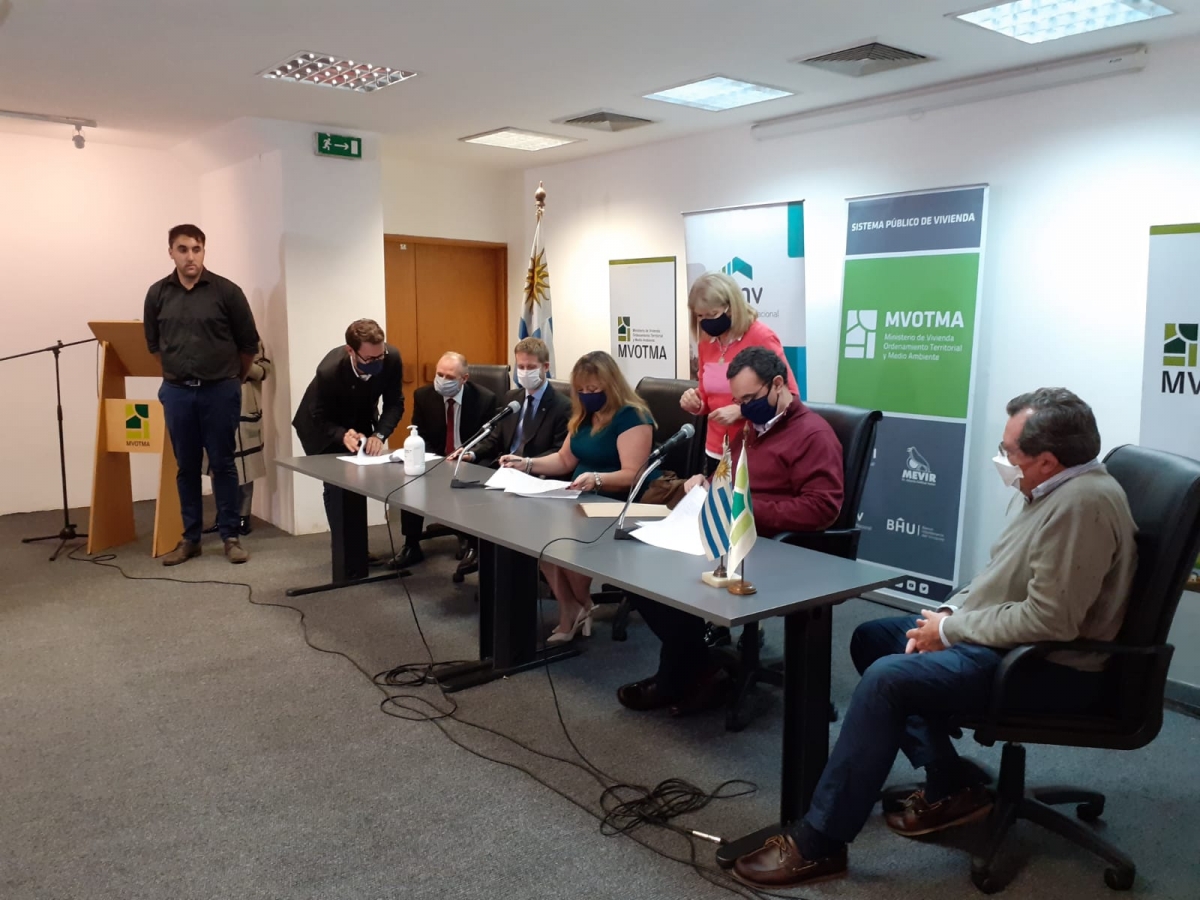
[445,398,456,456]
[514,397,537,455]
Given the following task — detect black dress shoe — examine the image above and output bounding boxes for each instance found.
[238,516,252,536]
[389,544,424,569]
[703,624,732,648]
[202,522,220,535]
[617,677,684,712]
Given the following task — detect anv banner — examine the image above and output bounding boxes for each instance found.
[836,185,989,603]
[683,201,807,396]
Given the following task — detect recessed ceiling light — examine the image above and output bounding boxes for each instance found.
[260,52,416,92]
[459,128,580,151]
[642,76,794,111]
[954,0,1173,44]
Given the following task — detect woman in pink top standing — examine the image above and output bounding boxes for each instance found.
[681,272,800,471]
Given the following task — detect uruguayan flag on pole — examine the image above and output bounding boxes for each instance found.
[520,181,556,375]
[727,439,757,575]
[700,442,734,561]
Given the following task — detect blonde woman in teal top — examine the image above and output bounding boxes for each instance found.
[500,351,656,644]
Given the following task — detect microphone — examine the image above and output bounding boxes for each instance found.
[647,423,695,464]
[450,400,522,489]
[486,400,521,429]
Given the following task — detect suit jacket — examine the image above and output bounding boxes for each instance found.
[292,345,404,455]
[411,381,498,456]
[473,384,572,466]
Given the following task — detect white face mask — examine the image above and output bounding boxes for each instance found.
[434,375,460,398]
[992,453,1023,488]
[516,367,545,391]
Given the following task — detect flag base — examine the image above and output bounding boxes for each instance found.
[727,580,757,596]
[701,570,742,589]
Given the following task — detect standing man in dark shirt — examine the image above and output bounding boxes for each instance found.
[144,224,260,566]
[292,319,405,530]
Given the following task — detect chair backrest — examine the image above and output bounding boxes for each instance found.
[804,403,883,532]
[1103,444,1200,648]
[635,376,707,478]
[548,378,572,399]
[470,364,511,407]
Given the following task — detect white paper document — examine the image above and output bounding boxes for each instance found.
[484,467,581,499]
[628,486,707,556]
[338,451,441,467]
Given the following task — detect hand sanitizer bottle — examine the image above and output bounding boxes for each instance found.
[403,425,426,476]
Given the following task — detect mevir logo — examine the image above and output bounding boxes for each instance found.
[1161,323,1200,395]
[125,403,151,446]
[844,310,877,359]
[901,446,936,486]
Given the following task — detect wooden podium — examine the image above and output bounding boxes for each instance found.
[87,321,182,557]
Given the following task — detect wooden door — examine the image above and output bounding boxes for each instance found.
[383,236,507,449]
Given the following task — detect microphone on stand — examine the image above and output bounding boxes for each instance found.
[614,423,696,540]
[451,400,522,488]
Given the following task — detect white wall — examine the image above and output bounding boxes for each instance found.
[521,35,1200,581]
[0,133,198,517]
[382,156,522,244]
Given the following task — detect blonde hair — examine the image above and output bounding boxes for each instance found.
[513,337,550,364]
[687,272,757,345]
[567,350,653,435]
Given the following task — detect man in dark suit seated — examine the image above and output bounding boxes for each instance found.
[456,337,571,467]
[392,351,497,568]
[732,388,1137,890]
[292,318,404,535]
[618,346,845,715]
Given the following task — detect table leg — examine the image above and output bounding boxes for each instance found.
[286,484,400,597]
[715,604,833,868]
[437,539,580,692]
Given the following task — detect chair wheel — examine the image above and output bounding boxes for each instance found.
[971,866,1002,894]
[1077,800,1105,821]
[1104,867,1134,891]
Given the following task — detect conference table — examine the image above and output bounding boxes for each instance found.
[276,453,896,867]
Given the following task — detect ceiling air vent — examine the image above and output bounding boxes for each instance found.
[799,42,929,77]
[558,110,655,132]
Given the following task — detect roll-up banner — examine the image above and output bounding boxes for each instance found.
[608,257,678,385]
[836,185,989,603]
[682,201,807,396]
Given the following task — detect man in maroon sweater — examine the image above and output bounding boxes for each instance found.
[618,346,844,715]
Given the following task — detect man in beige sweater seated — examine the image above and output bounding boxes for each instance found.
[734,388,1138,890]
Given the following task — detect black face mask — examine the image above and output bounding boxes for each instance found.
[700,312,732,337]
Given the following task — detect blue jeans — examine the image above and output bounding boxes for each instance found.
[159,379,242,543]
[804,616,1105,844]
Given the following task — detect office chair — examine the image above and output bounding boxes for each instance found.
[593,377,706,640]
[937,444,1200,893]
[723,403,882,732]
[469,363,512,409]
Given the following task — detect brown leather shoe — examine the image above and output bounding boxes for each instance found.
[733,834,847,888]
[162,540,201,566]
[885,784,993,837]
[224,538,249,564]
[617,677,683,711]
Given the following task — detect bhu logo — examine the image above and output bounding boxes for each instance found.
[844,310,877,359]
[886,518,920,535]
[901,446,937,486]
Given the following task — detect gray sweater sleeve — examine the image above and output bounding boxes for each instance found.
[941,497,1119,648]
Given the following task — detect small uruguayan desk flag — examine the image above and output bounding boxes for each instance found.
[700,441,734,561]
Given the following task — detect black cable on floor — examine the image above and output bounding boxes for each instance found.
[61,465,813,900]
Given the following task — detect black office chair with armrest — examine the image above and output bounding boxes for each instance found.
[723,403,882,731]
[592,377,707,640]
[943,444,1200,893]
[469,364,512,409]
[548,378,572,399]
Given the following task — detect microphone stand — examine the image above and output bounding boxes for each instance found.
[613,456,663,540]
[1,338,98,560]
[450,426,494,488]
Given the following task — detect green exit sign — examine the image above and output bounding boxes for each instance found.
[315,132,362,159]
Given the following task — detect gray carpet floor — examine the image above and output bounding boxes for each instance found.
[2,501,1198,900]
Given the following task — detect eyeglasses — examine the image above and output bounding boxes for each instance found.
[356,347,388,365]
[733,384,770,405]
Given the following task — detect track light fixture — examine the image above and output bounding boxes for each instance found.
[72,125,85,149]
